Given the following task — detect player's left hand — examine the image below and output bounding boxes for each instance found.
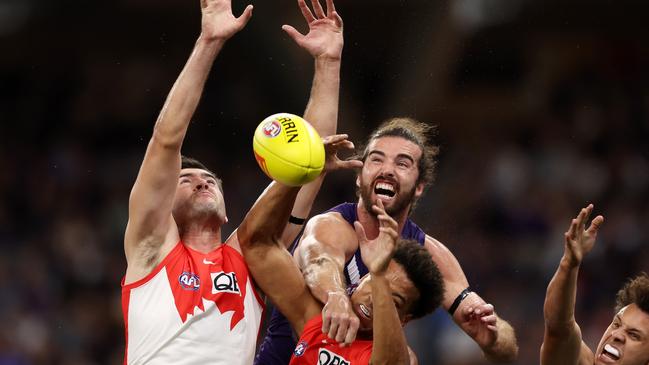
[355,200,398,274]
[282,0,343,60]
[322,134,363,173]
[459,302,498,349]
[200,0,253,42]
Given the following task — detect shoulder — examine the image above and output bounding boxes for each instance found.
[423,235,456,260]
[304,211,355,237]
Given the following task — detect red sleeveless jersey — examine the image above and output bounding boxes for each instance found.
[290,315,373,365]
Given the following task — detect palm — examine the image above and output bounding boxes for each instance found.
[283,0,344,60]
[301,19,343,59]
[564,204,604,266]
[201,0,252,41]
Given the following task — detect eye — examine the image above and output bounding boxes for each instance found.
[612,321,620,329]
[629,332,641,341]
[207,179,216,185]
[180,179,190,184]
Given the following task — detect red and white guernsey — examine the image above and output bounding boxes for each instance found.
[122,242,264,365]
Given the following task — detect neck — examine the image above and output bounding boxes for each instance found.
[356,200,409,240]
[179,219,223,253]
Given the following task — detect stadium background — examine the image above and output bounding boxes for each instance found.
[1,0,648,363]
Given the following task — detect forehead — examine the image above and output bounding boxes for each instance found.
[179,168,217,179]
[617,304,649,331]
[368,136,422,160]
[384,261,419,301]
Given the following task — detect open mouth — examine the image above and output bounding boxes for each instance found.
[374,182,396,199]
[601,344,621,361]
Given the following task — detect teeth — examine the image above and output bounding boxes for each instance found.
[604,344,620,359]
[359,304,371,318]
[375,183,394,192]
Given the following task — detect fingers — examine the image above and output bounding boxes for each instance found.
[311,0,326,19]
[332,10,343,28]
[336,160,363,170]
[325,0,336,16]
[322,133,349,146]
[341,317,359,346]
[322,311,331,334]
[281,24,305,43]
[297,0,316,23]
[588,215,604,234]
[236,5,254,28]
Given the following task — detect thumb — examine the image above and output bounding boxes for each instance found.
[354,221,367,244]
[282,24,305,44]
[236,5,254,29]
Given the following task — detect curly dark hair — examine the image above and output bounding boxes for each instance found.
[392,239,445,319]
[181,155,223,193]
[358,117,440,190]
[615,272,649,314]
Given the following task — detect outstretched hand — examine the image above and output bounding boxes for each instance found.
[458,301,499,349]
[283,0,344,60]
[355,200,398,274]
[200,0,253,42]
[563,204,604,267]
[322,134,363,173]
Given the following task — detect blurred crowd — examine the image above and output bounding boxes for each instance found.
[1,0,647,364]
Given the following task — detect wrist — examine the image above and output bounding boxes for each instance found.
[197,33,228,47]
[560,256,580,270]
[315,56,342,68]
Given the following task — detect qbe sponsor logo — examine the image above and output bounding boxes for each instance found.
[211,271,240,295]
[293,340,308,357]
[318,348,350,365]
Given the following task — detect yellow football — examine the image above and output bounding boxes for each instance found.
[253,113,325,186]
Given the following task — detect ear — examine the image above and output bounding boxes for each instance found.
[414,182,424,198]
[356,175,361,189]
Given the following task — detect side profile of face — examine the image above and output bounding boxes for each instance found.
[172,168,227,227]
[594,304,649,365]
[349,260,420,335]
[357,136,424,217]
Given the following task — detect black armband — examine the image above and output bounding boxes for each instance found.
[448,287,472,316]
[288,215,306,225]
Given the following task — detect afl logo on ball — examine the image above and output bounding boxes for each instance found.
[294,341,308,357]
[262,120,282,138]
[178,272,200,291]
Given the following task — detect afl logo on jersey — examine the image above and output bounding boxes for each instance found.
[262,120,281,138]
[178,272,200,291]
[294,341,308,357]
[211,271,241,295]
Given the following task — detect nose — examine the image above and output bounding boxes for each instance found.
[611,328,626,344]
[194,180,209,191]
[379,161,396,178]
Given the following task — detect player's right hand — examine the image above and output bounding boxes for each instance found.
[322,134,363,173]
[282,0,343,61]
[200,0,253,42]
[322,291,360,346]
[563,204,604,267]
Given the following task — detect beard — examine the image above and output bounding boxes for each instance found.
[359,177,416,217]
[173,194,226,228]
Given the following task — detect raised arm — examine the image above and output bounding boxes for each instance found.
[294,212,361,346]
[124,0,252,280]
[237,181,322,335]
[279,0,361,245]
[541,204,603,365]
[425,237,519,362]
[355,202,410,365]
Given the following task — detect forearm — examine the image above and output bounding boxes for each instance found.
[370,274,409,365]
[302,255,347,303]
[482,317,518,363]
[153,37,225,148]
[238,182,301,248]
[303,58,341,137]
[544,257,579,332]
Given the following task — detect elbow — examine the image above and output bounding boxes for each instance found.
[152,124,184,150]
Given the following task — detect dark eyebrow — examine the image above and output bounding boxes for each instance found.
[368,150,386,158]
[393,292,406,305]
[395,153,415,164]
[179,172,217,180]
